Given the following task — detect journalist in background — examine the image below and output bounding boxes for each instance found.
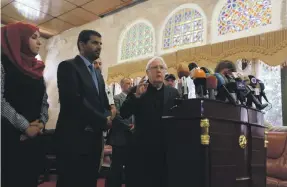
[106,78,134,187]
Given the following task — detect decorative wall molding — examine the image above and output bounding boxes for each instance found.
[107,29,287,84]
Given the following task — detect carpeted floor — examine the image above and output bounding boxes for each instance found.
[38,179,106,187]
[38,176,125,187]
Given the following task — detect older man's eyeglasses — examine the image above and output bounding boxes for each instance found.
[149,65,167,71]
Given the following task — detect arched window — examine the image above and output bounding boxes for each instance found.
[118,20,155,63]
[211,0,282,43]
[160,4,207,54]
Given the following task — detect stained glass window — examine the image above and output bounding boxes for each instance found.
[120,22,154,62]
[218,0,272,35]
[162,8,204,49]
[256,61,282,126]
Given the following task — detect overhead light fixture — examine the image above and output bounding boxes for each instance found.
[13,0,48,21]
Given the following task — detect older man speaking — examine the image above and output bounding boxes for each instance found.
[120,56,179,187]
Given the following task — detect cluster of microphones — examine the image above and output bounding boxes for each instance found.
[177,62,270,111]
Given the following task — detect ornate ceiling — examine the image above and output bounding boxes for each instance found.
[1,0,145,38]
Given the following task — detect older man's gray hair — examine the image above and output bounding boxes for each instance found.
[145,56,168,71]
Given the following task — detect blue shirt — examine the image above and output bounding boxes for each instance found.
[80,55,99,93]
[79,56,109,117]
[80,55,94,74]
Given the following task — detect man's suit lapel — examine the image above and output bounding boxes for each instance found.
[74,55,99,96]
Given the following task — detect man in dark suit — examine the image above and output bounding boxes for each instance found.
[55,30,112,187]
[120,56,179,187]
[106,78,133,187]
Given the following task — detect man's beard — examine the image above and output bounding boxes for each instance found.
[86,51,100,62]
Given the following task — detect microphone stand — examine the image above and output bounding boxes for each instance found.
[196,85,204,98]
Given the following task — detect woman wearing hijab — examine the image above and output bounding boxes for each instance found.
[1,22,49,187]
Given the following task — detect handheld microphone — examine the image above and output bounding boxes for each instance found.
[206,75,217,100]
[214,73,237,105]
[193,68,207,98]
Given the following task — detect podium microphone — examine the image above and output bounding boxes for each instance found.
[176,63,190,99]
[231,75,250,105]
[214,73,237,105]
[193,68,207,98]
[248,75,258,88]
[200,67,212,76]
[225,74,239,103]
[206,75,217,100]
[242,76,268,110]
[258,79,269,103]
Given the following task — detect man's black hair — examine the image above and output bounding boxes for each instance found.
[165,74,176,81]
[214,60,236,73]
[77,30,101,51]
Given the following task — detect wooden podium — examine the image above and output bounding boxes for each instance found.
[162,99,267,187]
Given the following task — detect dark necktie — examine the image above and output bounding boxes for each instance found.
[88,64,99,94]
